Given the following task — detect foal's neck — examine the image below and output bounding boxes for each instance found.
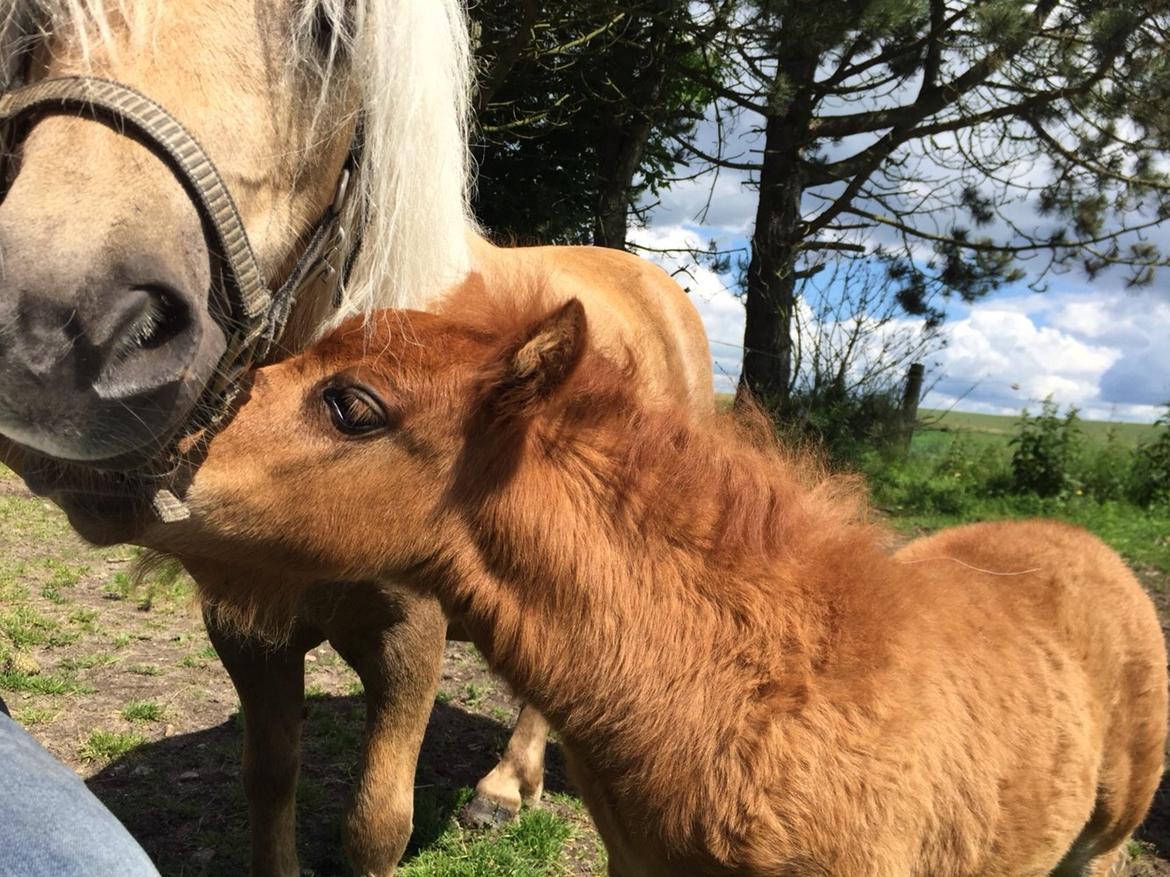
[432,406,855,795]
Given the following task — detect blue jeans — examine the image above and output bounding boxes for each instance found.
[0,709,159,876]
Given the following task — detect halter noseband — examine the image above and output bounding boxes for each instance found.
[0,76,362,521]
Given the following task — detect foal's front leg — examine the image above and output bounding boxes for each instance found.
[204,609,322,877]
[326,586,447,877]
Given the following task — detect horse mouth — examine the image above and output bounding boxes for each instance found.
[20,457,154,501]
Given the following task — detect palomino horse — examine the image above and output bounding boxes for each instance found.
[0,2,712,875]
[160,293,1166,877]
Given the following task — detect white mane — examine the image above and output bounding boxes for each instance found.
[1,0,475,324]
[299,0,475,325]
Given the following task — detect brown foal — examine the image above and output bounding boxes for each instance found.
[158,294,1167,877]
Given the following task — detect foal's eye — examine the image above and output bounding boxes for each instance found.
[323,385,389,436]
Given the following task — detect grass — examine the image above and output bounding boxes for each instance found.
[79,729,148,763]
[869,411,1170,573]
[61,651,116,671]
[0,604,78,648]
[461,681,486,709]
[122,700,165,723]
[0,668,89,696]
[919,408,1158,446]
[399,788,573,877]
[12,706,59,725]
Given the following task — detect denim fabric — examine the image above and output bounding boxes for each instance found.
[0,712,159,876]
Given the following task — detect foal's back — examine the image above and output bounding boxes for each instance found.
[887,519,1166,876]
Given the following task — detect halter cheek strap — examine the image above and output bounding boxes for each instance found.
[0,76,361,520]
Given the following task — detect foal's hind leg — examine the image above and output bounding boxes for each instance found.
[1053,844,1133,877]
[205,610,322,877]
[326,586,447,877]
[461,703,551,828]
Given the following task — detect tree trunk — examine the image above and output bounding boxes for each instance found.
[592,8,672,250]
[594,120,651,250]
[739,114,804,407]
[738,32,820,410]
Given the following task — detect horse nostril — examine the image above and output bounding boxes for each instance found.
[105,284,192,370]
[127,285,190,351]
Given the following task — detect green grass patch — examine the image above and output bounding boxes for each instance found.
[122,700,165,723]
[39,584,68,604]
[12,707,59,725]
[61,652,116,671]
[866,409,1170,572]
[461,682,486,709]
[102,572,133,602]
[400,788,572,877]
[79,730,147,763]
[0,495,74,542]
[44,558,85,590]
[0,605,77,648]
[0,669,89,696]
[127,663,162,677]
[305,683,329,700]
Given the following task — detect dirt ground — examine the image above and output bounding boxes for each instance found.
[2,472,1170,875]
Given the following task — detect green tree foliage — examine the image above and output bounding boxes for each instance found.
[684,0,1170,406]
[468,0,720,246]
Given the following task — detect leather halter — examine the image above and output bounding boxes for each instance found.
[0,76,361,520]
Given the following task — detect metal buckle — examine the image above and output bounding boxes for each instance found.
[331,167,351,215]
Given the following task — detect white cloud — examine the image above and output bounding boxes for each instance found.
[631,226,1170,421]
[922,291,1170,422]
[647,173,757,234]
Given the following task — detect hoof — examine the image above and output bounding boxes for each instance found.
[459,794,520,830]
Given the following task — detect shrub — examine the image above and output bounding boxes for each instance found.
[1009,398,1083,499]
[778,386,907,466]
[1079,426,1136,502]
[1132,405,1170,507]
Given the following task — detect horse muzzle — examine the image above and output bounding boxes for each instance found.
[0,218,225,464]
[0,76,357,480]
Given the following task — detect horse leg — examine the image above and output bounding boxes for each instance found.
[326,587,446,877]
[205,609,322,877]
[461,703,550,828]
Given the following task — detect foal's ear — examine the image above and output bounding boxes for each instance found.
[492,298,587,417]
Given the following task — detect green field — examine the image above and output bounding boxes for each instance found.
[870,408,1170,573]
[919,407,1159,446]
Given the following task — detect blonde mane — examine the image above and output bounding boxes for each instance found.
[1,0,475,323]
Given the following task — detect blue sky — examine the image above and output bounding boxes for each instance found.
[635,179,1170,424]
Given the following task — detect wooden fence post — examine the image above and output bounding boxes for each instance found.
[900,362,925,456]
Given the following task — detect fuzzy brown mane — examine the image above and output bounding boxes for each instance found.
[440,284,881,579]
